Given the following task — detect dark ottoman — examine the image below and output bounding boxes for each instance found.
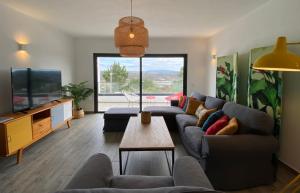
[103,108,139,132]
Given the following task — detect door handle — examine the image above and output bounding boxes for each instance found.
[7,136,11,142]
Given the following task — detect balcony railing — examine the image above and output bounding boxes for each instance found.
[98,93,178,111]
[97,81,183,111]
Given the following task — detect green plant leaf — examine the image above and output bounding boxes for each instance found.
[216,78,226,87]
[250,79,267,94]
[62,81,94,110]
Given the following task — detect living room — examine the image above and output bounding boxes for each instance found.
[0,0,299,193]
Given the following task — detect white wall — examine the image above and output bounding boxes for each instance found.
[208,0,300,171]
[0,4,74,114]
[74,37,209,111]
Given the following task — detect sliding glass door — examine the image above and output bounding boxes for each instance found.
[141,57,185,109]
[94,54,186,112]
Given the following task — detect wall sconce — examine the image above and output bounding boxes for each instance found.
[211,53,217,65]
[17,43,28,51]
[212,54,217,60]
[16,42,30,62]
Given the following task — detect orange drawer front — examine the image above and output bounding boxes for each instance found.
[32,118,52,140]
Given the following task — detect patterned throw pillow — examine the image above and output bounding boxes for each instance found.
[195,104,205,118]
[182,97,190,111]
[179,96,187,108]
[195,104,217,127]
[216,117,239,135]
[202,110,224,131]
[185,98,203,115]
[205,115,229,135]
[178,96,184,107]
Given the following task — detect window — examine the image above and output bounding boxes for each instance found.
[94,54,187,112]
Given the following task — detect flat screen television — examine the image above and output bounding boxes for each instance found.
[11,68,62,112]
[11,68,31,112]
[30,69,62,108]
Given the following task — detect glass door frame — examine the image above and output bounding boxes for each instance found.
[93,53,187,113]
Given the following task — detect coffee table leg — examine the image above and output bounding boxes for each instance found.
[165,150,174,175]
[123,152,130,175]
[172,149,175,174]
[119,149,122,175]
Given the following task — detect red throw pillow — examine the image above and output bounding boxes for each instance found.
[179,95,187,108]
[205,115,229,135]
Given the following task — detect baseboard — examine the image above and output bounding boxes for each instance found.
[84,111,99,114]
[278,160,299,174]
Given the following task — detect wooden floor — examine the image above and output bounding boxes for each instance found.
[0,114,296,193]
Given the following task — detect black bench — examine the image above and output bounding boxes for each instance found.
[103,107,139,132]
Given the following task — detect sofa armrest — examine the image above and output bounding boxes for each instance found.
[173,156,214,190]
[201,135,279,159]
[171,100,179,107]
[65,153,113,189]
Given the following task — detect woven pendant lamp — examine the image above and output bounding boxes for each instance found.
[114,0,148,57]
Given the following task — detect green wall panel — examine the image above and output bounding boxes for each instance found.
[247,46,282,136]
[216,53,238,102]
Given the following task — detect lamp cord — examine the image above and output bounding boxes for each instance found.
[130,0,133,32]
[130,0,133,22]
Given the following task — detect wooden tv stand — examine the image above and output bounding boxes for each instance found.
[0,98,73,164]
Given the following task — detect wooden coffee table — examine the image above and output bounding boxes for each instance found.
[119,116,175,175]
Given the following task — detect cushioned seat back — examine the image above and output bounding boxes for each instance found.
[191,92,206,101]
[56,187,219,193]
[204,96,225,110]
[111,176,174,189]
[222,102,274,135]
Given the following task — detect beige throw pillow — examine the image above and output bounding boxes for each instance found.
[195,104,217,127]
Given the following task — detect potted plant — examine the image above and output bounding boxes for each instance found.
[62,81,93,119]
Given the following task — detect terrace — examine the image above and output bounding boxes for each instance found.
[98,93,180,111]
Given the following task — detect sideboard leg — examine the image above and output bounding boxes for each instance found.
[17,148,23,164]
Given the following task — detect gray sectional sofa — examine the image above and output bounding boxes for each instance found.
[143,92,279,190]
[58,153,220,193]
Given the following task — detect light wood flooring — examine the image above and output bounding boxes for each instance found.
[0,114,296,193]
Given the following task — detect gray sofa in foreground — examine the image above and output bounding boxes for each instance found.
[144,92,279,190]
[57,153,221,193]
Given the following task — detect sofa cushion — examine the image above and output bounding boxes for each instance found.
[65,154,113,189]
[176,114,198,130]
[104,108,139,119]
[182,97,190,111]
[202,110,224,132]
[173,156,213,189]
[186,98,203,115]
[191,92,207,101]
[56,186,219,193]
[179,95,187,108]
[178,96,184,107]
[216,117,239,135]
[111,176,174,189]
[205,115,229,135]
[222,102,274,135]
[195,105,217,127]
[143,106,184,116]
[204,96,226,110]
[182,126,205,155]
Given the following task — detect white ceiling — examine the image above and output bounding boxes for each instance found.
[1,0,269,37]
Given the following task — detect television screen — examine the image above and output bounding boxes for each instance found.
[11,68,30,112]
[30,69,62,108]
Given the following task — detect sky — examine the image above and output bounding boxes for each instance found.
[97,57,184,71]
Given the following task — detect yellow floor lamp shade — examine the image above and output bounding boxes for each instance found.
[253,36,300,71]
